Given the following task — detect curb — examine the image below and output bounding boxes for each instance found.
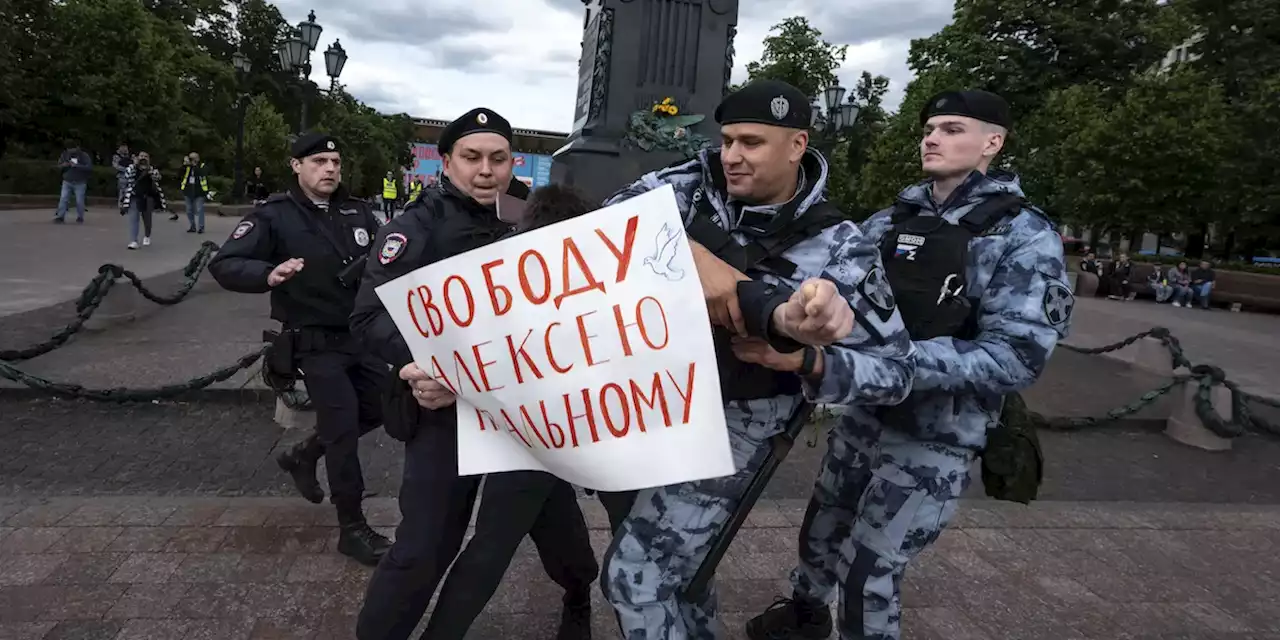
[0,386,281,404]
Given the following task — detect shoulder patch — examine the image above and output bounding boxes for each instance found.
[1043,281,1074,327]
[858,264,896,321]
[232,220,254,239]
[354,227,370,247]
[379,232,407,265]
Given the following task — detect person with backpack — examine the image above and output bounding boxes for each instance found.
[592,79,917,639]
[745,90,1071,640]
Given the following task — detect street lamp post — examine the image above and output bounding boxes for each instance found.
[810,84,860,152]
[276,10,348,134]
[232,51,252,202]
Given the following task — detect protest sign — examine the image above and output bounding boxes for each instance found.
[374,184,732,492]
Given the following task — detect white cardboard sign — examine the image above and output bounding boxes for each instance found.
[374,185,732,491]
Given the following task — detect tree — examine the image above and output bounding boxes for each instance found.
[238,94,290,184]
[310,89,414,198]
[744,17,847,98]
[907,0,1187,118]
[1183,0,1280,258]
[1020,70,1231,246]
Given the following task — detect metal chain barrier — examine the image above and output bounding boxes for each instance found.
[0,242,220,362]
[0,347,266,402]
[259,355,313,411]
[1048,326,1278,438]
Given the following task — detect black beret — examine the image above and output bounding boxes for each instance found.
[439,108,512,154]
[715,79,811,130]
[920,90,1013,129]
[291,132,340,158]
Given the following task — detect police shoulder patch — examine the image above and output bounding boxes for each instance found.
[1043,281,1074,327]
[379,232,407,265]
[232,220,254,239]
[858,265,896,321]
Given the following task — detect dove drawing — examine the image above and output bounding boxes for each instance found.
[643,222,686,281]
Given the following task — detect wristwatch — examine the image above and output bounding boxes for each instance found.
[798,346,819,377]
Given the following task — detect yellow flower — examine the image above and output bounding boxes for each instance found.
[662,97,673,105]
[669,106,679,115]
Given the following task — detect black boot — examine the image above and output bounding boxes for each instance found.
[745,595,832,640]
[276,434,324,504]
[555,590,592,640]
[336,507,392,567]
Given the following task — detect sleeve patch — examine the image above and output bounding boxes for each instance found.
[380,232,408,265]
[1043,282,1074,326]
[232,220,254,239]
[858,265,896,321]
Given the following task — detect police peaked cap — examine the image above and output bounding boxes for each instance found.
[920,90,1013,129]
[715,79,811,130]
[291,132,341,158]
[439,108,513,154]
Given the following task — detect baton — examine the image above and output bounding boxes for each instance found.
[683,400,816,601]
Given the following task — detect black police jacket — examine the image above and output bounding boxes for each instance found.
[350,176,512,371]
[208,178,381,329]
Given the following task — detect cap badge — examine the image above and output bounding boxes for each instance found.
[477,112,489,124]
[936,98,947,108]
[326,140,335,150]
[770,96,789,120]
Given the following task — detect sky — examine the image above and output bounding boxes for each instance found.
[273,0,955,134]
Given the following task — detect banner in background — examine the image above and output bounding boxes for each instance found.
[407,143,554,189]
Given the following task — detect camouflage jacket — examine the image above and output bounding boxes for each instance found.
[854,169,1071,450]
[604,148,916,408]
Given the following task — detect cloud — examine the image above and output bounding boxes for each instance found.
[273,0,955,132]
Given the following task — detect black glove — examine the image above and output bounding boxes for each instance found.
[736,280,803,353]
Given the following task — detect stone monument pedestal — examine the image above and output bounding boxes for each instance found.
[553,0,739,204]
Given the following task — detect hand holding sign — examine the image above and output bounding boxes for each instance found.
[400,362,457,409]
[373,185,731,492]
[268,258,305,287]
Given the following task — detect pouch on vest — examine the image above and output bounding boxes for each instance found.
[684,194,845,401]
[980,392,1044,504]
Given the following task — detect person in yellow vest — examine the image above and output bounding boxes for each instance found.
[408,176,424,203]
[178,151,210,233]
[381,171,398,220]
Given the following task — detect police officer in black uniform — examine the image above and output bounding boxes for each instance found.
[349,107,523,640]
[208,133,392,567]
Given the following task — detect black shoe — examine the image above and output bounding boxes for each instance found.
[337,521,392,567]
[169,214,179,221]
[276,437,324,504]
[746,596,832,640]
[187,227,196,233]
[53,217,65,224]
[556,591,592,640]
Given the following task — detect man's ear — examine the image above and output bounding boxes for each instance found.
[791,130,809,163]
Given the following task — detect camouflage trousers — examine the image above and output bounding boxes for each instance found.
[790,421,975,640]
[601,395,801,640]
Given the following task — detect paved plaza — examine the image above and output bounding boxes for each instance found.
[1,214,1279,638]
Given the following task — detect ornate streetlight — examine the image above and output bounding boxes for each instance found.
[232,51,252,202]
[811,83,861,155]
[276,10,347,133]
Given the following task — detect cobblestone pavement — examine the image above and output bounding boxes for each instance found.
[4,398,1280,504]
[1,496,1277,640]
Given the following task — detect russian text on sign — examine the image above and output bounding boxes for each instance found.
[374,185,731,491]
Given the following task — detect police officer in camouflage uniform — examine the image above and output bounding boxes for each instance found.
[597,79,918,639]
[746,90,1072,640]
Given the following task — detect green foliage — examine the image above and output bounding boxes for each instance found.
[622,100,713,157]
[238,95,291,184]
[0,0,415,202]
[745,17,847,98]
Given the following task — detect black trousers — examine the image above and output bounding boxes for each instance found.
[295,342,385,519]
[383,198,395,218]
[357,423,480,640]
[422,471,599,640]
